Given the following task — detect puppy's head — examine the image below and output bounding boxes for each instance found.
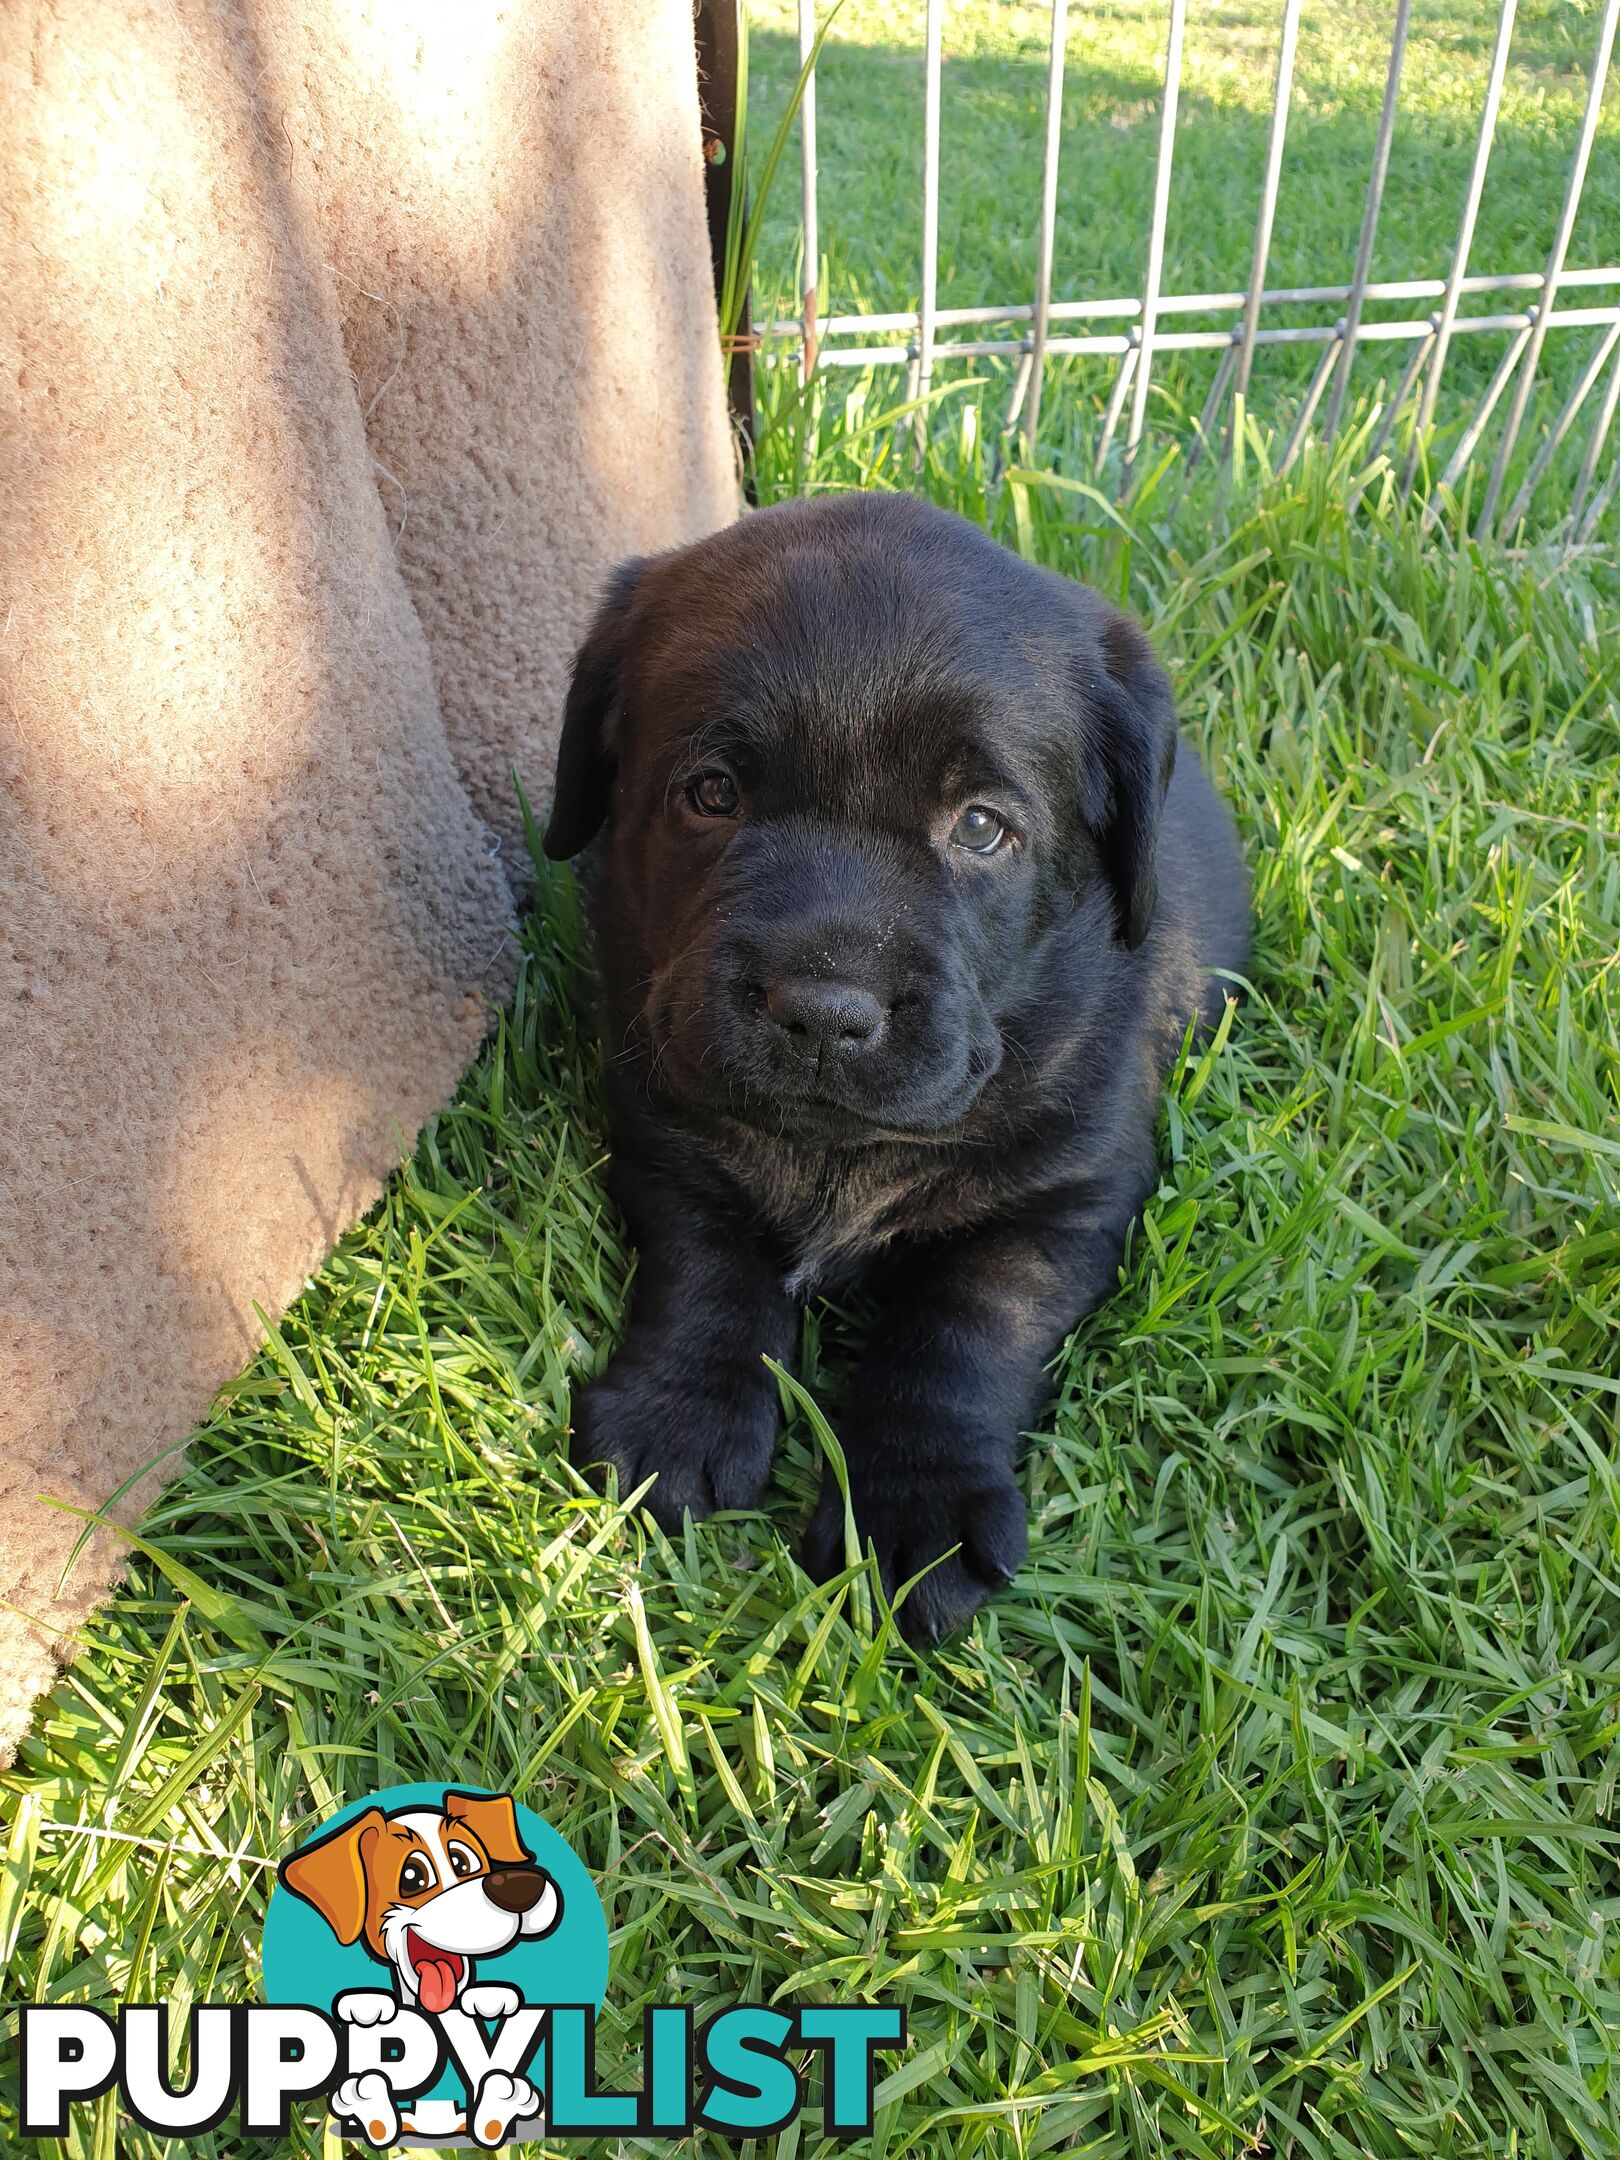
[546,494,1176,1142]
[278,1791,561,2013]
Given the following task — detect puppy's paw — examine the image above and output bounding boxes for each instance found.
[332,2071,399,2148]
[334,1989,401,2028]
[469,2069,541,2147]
[460,1982,522,2020]
[804,1457,1027,1645]
[570,1359,779,1529]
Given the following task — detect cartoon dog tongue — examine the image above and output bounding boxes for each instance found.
[415,1952,461,2014]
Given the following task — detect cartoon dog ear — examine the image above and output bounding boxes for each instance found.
[1073,607,1178,950]
[278,1808,385,1946]
[444,1790,533,1869]
[542,558,648,861]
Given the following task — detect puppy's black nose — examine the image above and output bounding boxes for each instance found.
[765,977,886,1051]
[483,1866,548,1915]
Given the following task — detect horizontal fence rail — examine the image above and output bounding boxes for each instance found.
[757,0,1620,541]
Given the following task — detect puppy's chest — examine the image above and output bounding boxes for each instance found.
[731,1139,993,1299]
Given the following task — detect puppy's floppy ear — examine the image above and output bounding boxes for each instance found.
[1075,608,1178,950]
[444,1789,532,1868]
[278,1808,385,1946]
[543,558,647,860]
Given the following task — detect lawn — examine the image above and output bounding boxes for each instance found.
[5,10,1620,2160]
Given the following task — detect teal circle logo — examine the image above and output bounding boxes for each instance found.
[263,1783,607,2145]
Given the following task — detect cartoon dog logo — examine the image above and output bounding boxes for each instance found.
[279,1787,562,2145]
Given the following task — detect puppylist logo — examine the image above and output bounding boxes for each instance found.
[18,1782,905,2148]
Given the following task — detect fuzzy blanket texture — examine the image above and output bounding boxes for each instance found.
[0,0,736,1761]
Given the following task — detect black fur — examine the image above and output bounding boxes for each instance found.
[545,493,1250,1643]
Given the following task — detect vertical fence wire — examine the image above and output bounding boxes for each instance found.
[1124,0,1187,468]
[1575,424,1620,540]
[1097,338,1140,472]
[912,0,945,451]
[1020,0,1070,454]
[1188,343,1236,471]
[1323,0,1414,442]
[1423,319,1534,527]
[1413,0,1518,443]
[1571,339,1620,532]
[1479,0,1620,530]
[1502,317,1620,529]
[1232,0,1303,431]
[1279,338,1342,473]
[1358,326,1434,480]
[798,0,821,379]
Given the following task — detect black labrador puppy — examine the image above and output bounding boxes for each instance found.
[544,492,1249,1642]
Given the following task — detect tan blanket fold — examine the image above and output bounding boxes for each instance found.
[0,0,735,1761]
[269,0,741,880]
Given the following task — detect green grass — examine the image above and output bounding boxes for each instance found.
[5,403,1619,2158]
[745,0,1620,486]
[5,29,1620,2155]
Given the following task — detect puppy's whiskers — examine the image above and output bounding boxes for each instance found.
[999,1028,1039,1085]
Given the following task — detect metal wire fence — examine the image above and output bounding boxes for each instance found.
[755,0,1620,544]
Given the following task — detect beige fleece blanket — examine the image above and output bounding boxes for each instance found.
[0,0,735,1761]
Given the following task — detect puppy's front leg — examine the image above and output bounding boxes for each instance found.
[570,1159,796,1528]
[803,1183,1143,1643]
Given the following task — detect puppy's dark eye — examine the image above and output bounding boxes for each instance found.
[447,1843,479,1879]
[949,805,1010,854]
[687,770,739,818]
[400,1858,431,1897]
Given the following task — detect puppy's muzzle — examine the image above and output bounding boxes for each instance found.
[483,1865,550,1916]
